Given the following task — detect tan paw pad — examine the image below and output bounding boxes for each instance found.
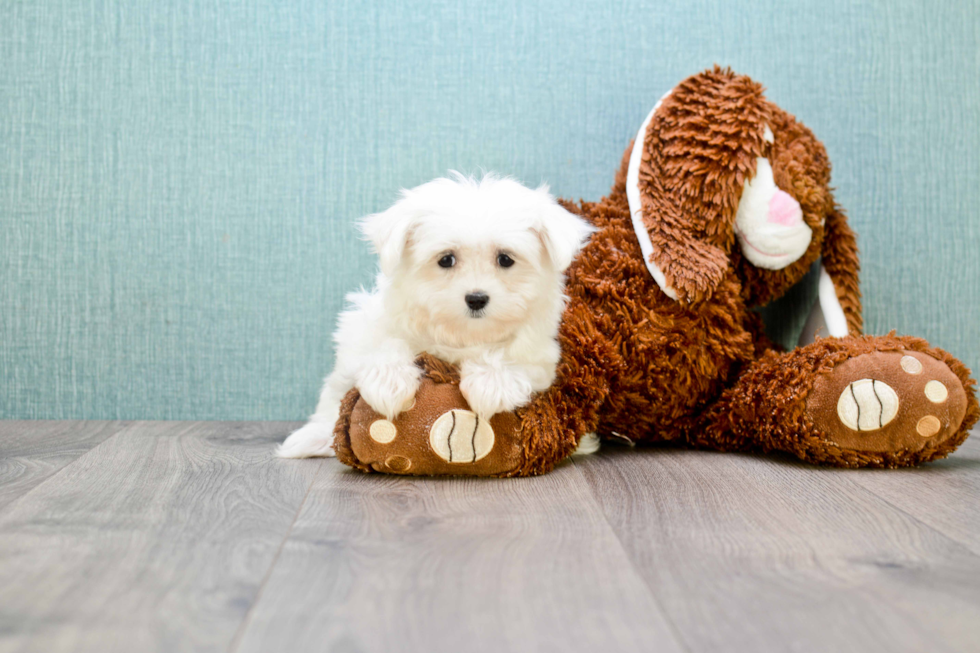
[916,416,942,438]
[384,455,412,472]
[369,419,397,443]
[900,355,923,374]
[924,380,948,404]
[429,409,495,463]
[836,379,899,431]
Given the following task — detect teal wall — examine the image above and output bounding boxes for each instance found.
[2,0,978,420]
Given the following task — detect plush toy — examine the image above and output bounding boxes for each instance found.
[333,67,978,477]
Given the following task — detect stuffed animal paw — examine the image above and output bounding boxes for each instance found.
[333,355,526,476]
[803,340,974,465]
[700,334,978,468]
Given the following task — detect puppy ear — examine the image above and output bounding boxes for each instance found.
[359,197,418,277]
[533,187,595,272]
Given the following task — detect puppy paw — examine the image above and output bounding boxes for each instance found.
[278,421,337,458]
[356,362,422,420]
[459,366,533,419]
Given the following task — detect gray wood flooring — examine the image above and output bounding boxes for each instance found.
[1,421,978,653]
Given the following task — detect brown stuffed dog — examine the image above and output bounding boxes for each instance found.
[333,67,978,477]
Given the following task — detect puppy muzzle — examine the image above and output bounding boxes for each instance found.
[465,291,490,315]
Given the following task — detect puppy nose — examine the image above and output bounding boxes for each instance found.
[465,292,490,311]
[768,190,803,227]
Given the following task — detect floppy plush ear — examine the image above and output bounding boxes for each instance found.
[820,205,862,334]
[627,69,772,304]
[358,199,418,277]
[534,186,596,272]
[798,205,862,344]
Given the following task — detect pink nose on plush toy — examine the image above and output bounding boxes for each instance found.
[768,190,803,227]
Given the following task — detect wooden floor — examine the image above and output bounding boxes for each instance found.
[1,422,979,652]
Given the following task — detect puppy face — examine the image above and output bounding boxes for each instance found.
[361,174,594,348]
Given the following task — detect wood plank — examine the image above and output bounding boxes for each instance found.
[845,432,980,556]
[232,460,686,653]
[0,421,317,653]
[0,421,130,512]
[576,445,980,653]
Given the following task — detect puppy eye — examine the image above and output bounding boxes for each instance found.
[497,253,515,268]
[438,253,456,268]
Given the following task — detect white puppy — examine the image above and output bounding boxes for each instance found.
[277,173,594,458]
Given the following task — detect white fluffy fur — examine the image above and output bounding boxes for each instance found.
[278,173,595,459]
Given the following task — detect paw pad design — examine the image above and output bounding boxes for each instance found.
[429,409,494,463]
[900,355,923,374]
[924,380,948,404]
[836,379,899,431]
[369,419,398,443]
[809,350,969,454]
[916,415,942,437]
[384,455,412,472]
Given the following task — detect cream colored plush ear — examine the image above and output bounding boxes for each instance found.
[798,265,850,345]
[799,203,863,344]
[818,205,863,336]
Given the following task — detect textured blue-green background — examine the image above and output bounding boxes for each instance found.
[2,0,978,420]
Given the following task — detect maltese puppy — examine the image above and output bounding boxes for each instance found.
[278,172,594,458]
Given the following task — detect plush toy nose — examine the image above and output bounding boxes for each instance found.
[768,190,803,227]
[465,292,489,311]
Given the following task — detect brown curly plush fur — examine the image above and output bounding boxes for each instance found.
[505,68,975,475]
[636,67,861,328]
[335,67,976,477]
